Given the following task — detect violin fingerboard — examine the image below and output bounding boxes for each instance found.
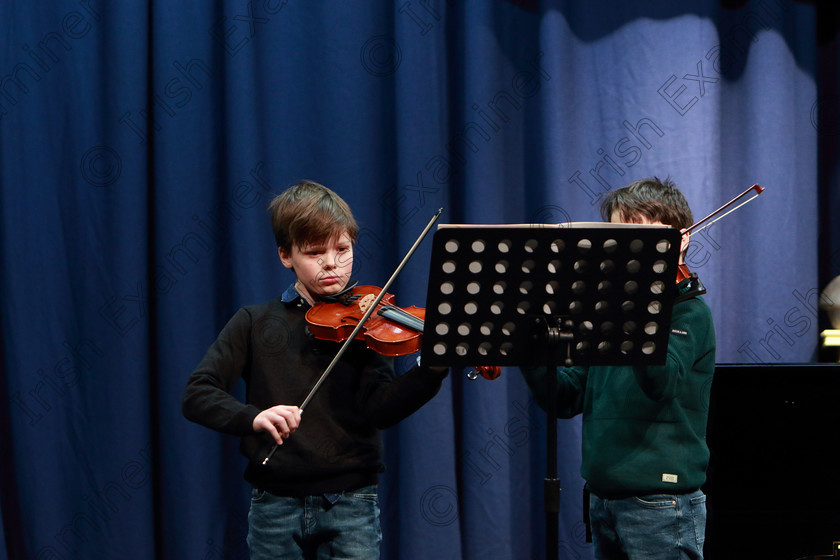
[379,307,424,332]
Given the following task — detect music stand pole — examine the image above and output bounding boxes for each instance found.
[540,315,576,560]
[545,329,562,560]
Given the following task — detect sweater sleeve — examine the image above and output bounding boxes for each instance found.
[182,308,262,435]
[519,364,588,419]
[632,298,715,402]
[356,357,449,429]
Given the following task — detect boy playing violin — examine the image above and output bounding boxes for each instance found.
[182,180,449,559]
[519,177,716,560]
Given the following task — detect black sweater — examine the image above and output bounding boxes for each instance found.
[182,293,448,496]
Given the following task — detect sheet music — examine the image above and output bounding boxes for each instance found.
[436,222,674,230]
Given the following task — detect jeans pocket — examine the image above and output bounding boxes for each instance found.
[346,485,379,504]
[689,491,707,545]
[633,494,677,508]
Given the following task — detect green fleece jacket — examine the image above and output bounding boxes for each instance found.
[520,287,716,497]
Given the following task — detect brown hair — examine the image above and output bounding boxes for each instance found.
[268,180,359,252]
[600,176,693,230]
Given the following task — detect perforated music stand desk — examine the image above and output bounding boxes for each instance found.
[421,222,681,560]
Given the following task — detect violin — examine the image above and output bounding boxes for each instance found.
[675,263,692,284]
[676,184,764,283]
[305,284,501,379]
[306,285,424,356]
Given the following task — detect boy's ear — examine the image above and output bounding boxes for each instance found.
[278,246,294,269]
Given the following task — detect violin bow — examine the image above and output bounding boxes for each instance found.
[262,208,443,465]
[682,184,764,236]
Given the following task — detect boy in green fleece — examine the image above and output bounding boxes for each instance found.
[519,177,716,560]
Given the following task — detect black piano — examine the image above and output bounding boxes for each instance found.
[704,363,840,560]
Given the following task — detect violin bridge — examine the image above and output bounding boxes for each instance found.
[358,294,376,313]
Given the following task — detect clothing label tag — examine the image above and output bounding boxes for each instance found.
[662,473,679,484]
[670,328,688,337]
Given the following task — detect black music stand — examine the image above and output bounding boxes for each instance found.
[421,222,681,560]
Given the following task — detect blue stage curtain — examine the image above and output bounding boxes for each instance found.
[0,1,830,559]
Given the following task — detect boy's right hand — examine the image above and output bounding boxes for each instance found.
[253,405,302,445]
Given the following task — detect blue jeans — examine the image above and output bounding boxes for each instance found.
[247,485,381,559]
[588,489,706,560]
